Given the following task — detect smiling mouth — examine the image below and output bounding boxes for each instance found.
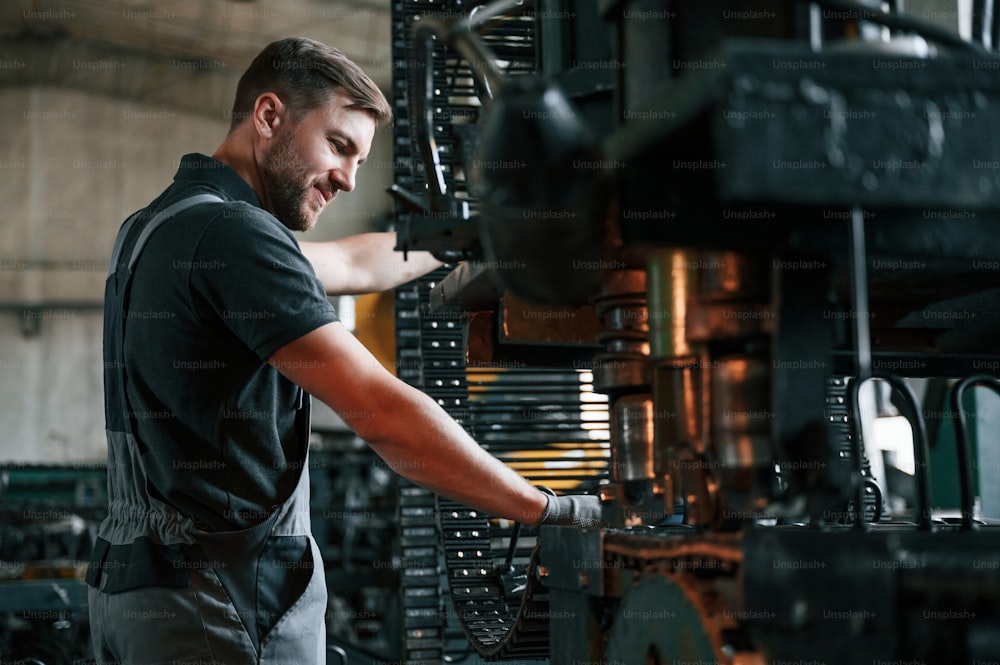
[314,186,334,208]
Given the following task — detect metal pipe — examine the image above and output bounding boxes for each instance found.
[850,374,931,529]
[949,374,1000,530]
[412,20,450,201]
[409,0,529,202]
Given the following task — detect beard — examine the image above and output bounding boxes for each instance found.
[259,130,318,232]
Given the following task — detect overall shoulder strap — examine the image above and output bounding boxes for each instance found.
[107,193,225,278]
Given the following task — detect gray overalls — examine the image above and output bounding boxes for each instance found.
[87,195,327,664]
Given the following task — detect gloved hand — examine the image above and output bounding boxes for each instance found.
[537,489,606,529]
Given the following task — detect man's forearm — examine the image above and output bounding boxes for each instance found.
[270,322,548,525]
[362,383,549,525]
[301,232,443,295]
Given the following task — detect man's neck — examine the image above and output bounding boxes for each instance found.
[212,131,267,209]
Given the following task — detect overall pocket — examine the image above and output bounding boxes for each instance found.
[256,534,313,641]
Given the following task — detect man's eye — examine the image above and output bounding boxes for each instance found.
[330,140,345,152]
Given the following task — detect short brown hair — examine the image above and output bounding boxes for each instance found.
[229,37,392,131]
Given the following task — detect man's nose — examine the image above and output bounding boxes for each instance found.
[331,160,357,193]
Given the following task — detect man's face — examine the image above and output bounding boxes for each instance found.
[259,90,376,232]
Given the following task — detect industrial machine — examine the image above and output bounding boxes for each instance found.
[0,464,105,663]
[388,0,1000,663]
[5,2,1000,664]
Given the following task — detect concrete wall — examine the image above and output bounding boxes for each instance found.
[0,79,394,463]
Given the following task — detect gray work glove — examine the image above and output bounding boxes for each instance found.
[538,490,606,529]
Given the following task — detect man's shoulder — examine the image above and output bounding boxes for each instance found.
[186,199,303,268]
[198,200,296,244]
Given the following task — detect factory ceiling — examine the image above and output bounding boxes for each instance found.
[1,0,393,116]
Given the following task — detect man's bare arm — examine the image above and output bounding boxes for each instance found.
[269,321,548,525]
[300,232,443,295]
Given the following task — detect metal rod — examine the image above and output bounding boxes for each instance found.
[809,3,824,51]
[849,206,872,381]
[502,520,522,573]
[974,0,995,49]
[847,376,870,530]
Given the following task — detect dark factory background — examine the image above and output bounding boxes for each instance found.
[3,1,1000,664]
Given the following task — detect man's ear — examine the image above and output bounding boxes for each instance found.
[252,92,286,140]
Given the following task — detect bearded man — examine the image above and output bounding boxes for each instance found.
[86,37,601,665]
